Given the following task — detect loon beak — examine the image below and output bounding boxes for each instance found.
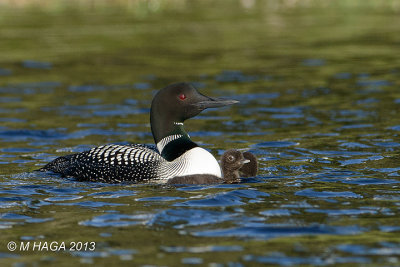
[193,97,239,110]
[242,159,251,164]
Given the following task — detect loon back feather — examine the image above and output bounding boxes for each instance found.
[40,144,163,183]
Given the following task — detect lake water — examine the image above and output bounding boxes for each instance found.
[1,1,400,266]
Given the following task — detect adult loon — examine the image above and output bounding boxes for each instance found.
[166,149,257,185]
[39,82,238,183]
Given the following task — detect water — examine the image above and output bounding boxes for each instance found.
[1,1,400,266]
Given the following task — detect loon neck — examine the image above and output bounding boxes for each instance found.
[156,123,198,161]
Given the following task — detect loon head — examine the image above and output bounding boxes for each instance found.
[150,82,238,144]
[220,149,249,183]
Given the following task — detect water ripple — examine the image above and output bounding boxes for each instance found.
[295,189,363,199]
[194,224,364,239]
[80,213,152,227]
[174,189,269,207]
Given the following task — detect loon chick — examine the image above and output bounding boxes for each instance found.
[166,149,255,185]
[39,82,238,183]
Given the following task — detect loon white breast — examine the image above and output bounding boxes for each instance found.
[39,82,238,183]
[166,149,256,185]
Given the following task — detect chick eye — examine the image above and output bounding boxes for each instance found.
[179,94,187,100]
[228,155,235,162]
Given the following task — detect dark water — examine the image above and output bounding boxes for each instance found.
[1,1,400,266]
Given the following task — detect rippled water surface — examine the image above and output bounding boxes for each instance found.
[1,1,400,266]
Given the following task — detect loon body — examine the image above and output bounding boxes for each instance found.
[166,149,257,185]
[40,83,238,183]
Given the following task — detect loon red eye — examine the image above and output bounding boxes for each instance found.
[179,94,187,100]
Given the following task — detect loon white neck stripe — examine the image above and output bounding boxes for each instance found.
[157,134,183,153]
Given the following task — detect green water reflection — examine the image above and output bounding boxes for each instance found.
[1,1,400,266]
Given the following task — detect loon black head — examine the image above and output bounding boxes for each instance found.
[150,82,238,146]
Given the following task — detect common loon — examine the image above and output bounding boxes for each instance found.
[39,82,238,183]
[166,149,257,185]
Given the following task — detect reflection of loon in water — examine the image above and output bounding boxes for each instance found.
[39,83,238,183]
[166,149,258,185]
